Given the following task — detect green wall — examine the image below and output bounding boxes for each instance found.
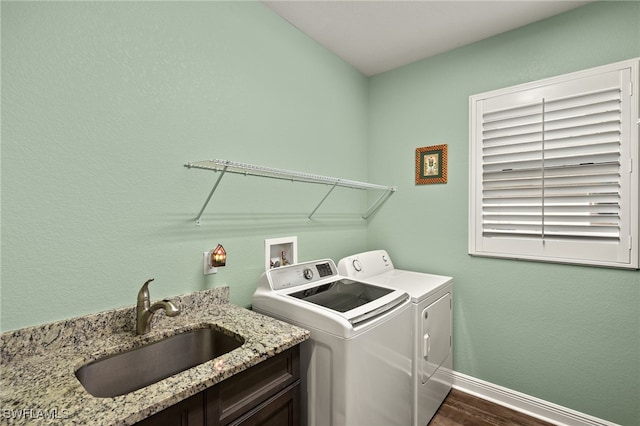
[367,2,639,424]
[1,1,370,329]
[2,1,639,425]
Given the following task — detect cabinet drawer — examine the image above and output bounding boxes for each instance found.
[227,381,300,426]
[218,346,299,425]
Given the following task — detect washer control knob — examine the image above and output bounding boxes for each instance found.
[352,259,362,272]
[382,254,388,263]
[303,268,314,280]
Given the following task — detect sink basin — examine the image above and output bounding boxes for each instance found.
[75,327,244,397]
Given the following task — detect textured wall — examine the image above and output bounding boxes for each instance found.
[367,2,640,424]
[1,1,370,331]
[2,1,639,424]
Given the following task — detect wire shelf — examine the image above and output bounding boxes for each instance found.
[184,159,397,224]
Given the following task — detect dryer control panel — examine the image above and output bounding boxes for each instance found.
[337,250,393,279]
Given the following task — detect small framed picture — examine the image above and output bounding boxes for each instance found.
[416,144,448,184]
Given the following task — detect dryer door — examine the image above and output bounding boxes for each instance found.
[421,292,452,383]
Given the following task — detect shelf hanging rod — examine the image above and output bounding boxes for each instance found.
[185,159,395,192]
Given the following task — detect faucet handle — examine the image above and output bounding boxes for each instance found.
[137,278,155,306]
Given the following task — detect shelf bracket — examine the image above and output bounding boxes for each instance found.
[194,165,228,226]
[362,188,395,219]
[308,181,339,219]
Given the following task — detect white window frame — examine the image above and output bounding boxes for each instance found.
[469,58,639,269]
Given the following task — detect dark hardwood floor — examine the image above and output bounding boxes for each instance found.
[430,389,555,426]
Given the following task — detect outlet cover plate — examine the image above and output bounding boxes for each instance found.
[203,251,217,275]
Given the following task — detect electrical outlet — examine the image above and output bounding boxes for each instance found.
[203,251,217,275]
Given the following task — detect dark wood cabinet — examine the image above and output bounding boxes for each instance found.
[137,392,205,426]
[137,346,300,426]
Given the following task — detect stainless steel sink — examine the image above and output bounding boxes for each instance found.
[75,327,244,397]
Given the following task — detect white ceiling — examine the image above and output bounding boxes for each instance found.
[262,0,594,76]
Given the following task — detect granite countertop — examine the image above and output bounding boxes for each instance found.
[0,286,309,425]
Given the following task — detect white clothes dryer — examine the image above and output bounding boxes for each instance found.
[253,259,414,426]
[338,250,453,426]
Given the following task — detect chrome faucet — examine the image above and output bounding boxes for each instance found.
[136,278,181,335]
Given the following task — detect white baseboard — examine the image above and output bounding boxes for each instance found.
[451,371,620,426]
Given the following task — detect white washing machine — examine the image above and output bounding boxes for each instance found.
[253,259,414,426]
[338,250,453,426]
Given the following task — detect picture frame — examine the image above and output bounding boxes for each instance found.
[265,236,298,271]
[415,144,448,184]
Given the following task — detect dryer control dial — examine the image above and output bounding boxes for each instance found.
[303,268,314,280]
[352,259,362,272]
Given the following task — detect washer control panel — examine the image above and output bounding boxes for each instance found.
[303,268,314,280]
[267,259,338,290]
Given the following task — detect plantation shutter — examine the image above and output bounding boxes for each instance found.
[469,60,638,269]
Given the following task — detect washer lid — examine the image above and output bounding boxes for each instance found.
[262,258,410,328]
[288,279,409,326]
[288,279,394,312]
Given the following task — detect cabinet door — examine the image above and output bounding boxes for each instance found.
[217,347,299,424]
[136,392,205,426]
[227,382,300,426]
